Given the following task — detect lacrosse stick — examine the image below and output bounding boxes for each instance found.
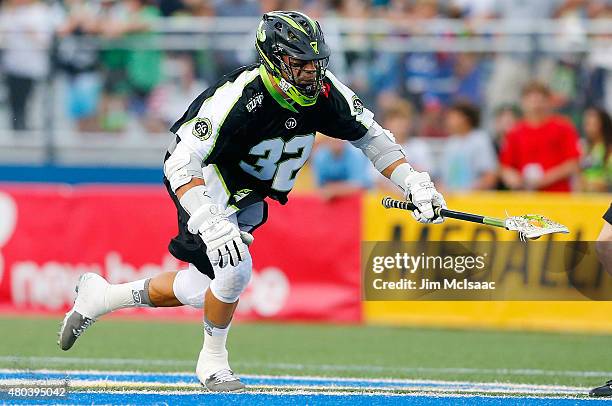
[381,196,569,240]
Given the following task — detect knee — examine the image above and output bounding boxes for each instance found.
[209,253,253,304]
[173,264,212,308]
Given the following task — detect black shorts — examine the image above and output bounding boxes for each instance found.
[604,203,612,226]
[164,177,268,279]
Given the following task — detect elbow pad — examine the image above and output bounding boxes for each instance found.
[163,142,205,192]
[350,122,407,172]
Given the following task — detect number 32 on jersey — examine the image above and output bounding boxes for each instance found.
[239,134,315,192]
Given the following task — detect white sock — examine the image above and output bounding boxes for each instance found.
[202,318,230,358]
[197,318,231,378]
[104,279,154,313]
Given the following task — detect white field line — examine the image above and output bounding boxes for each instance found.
[0,380,587,396]
[235,361,612,379]
[1,355,610,379]
[0,356,193,367]
[44,388,412,397]
[1,379,200,389]
[1,380,414,393]
[0,385,597,400]
[0,369,592,395]
[0,368,590,391]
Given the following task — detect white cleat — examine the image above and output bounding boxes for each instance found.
[203,369,245,392]
[196,349,244,392]
[57,273,109,351]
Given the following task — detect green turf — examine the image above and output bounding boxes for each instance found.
[1,316,610,387]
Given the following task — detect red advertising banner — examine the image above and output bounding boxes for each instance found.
[0,185,361,322]
[247,196,362,322]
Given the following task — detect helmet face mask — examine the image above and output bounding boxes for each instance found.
[277,54,329,99]
[256,11,331,107]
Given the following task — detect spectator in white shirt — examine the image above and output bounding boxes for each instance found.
[1,0,55,131]
[438,101,498,191]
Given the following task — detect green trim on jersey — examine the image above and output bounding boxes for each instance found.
[259,65,299,113]
[212,164,230,197]
[212,164,238,212]
[201,67,260,162]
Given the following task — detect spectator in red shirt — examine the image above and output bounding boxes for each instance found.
[500,81,581,192]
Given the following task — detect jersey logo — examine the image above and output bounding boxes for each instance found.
[352,95,364,115]
[233,188,252,202]
[246,93,264,112]
[192,118,212,140]
[285,117,297,129]
[310,41,319,54]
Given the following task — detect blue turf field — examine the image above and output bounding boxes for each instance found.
[4,392,612,405]
[2,369,611,405]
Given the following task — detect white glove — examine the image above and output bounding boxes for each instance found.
[187,203,247,268]
[403,171,447,224]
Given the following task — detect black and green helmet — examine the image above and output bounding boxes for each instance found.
[256,11,331,107]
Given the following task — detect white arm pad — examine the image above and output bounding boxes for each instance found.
[179,185,215,216]
[389,163,416,195]
[350,121,407,172]
[164,142,205,192]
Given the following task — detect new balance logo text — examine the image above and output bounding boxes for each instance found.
[246,93,264,112]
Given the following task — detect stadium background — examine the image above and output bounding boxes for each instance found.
[1,0,612,403]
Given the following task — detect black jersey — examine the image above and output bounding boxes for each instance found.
[168,64,374,208]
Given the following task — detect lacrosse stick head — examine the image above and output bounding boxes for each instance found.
[504,214,569,240]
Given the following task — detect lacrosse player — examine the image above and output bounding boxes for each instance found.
[597,203,612,274]
[590,203,612,397]
[58,11,446,392]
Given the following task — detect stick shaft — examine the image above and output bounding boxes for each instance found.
[381,197,506,228]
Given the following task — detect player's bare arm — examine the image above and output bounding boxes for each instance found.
[175,178,205,198]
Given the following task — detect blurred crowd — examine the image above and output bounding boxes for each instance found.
[0,0,611,193]
[314,82,611,197]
